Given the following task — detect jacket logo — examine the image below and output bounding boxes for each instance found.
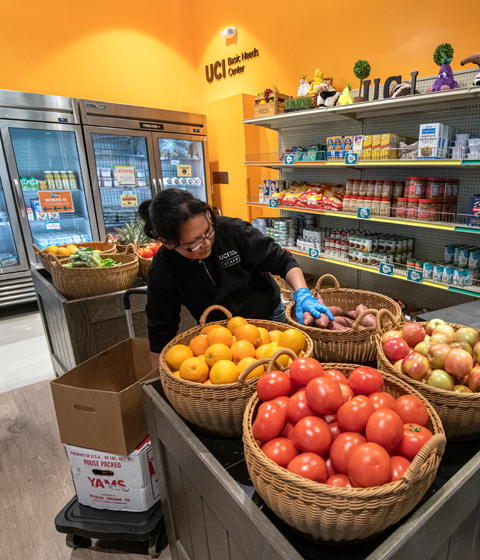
[219,250,241,268]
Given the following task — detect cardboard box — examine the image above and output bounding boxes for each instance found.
[418,123,445,159]
[353,135,364,158]
[66,438,161,512]
[51,338,158,455]
[380,133,399,160]
[371,134,382,160]
[362,135,373,160]
[468,196,480,227]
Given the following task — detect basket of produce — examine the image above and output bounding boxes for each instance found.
[114,218,151,252]
[159,305,314,437]
[285,274,402,363]
[243,360,445,542]
[376,309,480,439]
[135,241,161,283]
[48,245,139,300]
[273,273,315,301]
[33,235,117,274]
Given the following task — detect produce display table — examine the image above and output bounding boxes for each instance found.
[142,379,480,560]
[418,300,480,330]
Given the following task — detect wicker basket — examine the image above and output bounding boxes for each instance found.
[159,305,314,437]
[243,362,446,542]
[134,241,161,283]
[273,273,315,301]
[285,274,402,363]
[33,234,117,274]
[116,242,149,253]
[376,309,480,439]
[48,244,139,300]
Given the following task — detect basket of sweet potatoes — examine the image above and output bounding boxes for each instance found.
[285,274,402,363]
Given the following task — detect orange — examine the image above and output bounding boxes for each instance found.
[66,244,79,252]
[231,340,256,364]
[263,344,289,368]
[56,247,70,256]
[45,245,58,255]
[179,357,209,383]
[203,379,212,385]
[269,330,283,342]
[258,327,271,346]
[207,326,233,347]
[198,354,206,361]
[173,370,181,378]
[227,316,248,335]
[165,344,194,371]
[255,343,270,359]
[210,360,239,384]
[205,343,232,367]
[235,324,261,347]
[237,357,265,380]
[189,334,209,356]
[201,324,220,335]
[278,329,306,355]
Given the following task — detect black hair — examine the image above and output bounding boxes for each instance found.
[138,189,216,247]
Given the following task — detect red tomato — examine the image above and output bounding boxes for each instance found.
[147,243,160,255]
[339,383,355,404]
[397,423,433,460]
[280,421,295,440]
[287,389,319,425]
[393,395,429,427]
[323,453,337,477]
[329,432,367,474]
[323,369,348,385]
[305,377,343,415]
[347,442,392,488]
[289,357,324,387]
[325,474,352,488]
[139,247,153,259]
[255,438,263,448]
[257,371,292,402]
[323,414,337,424]
[328,421,343,441]
[291,416,332,456]
[252,402,285,442]
[261,437,298,468]
[270,396,290,422]
[365,409,404,451]
[287,452,328,482]
[348,367,384,395]
[369,392,396,411]
[390,456,411,482]
[337,395,374,432]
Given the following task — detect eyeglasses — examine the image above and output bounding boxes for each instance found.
[178,226,215,252]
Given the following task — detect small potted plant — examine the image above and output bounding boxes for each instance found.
[353,59,371,102]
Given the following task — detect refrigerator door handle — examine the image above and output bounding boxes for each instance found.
[152,177,157,195]
[13,179,26,218]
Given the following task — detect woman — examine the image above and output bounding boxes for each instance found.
[139,189,333,368]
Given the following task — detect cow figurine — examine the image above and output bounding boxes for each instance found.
[461,52,480,87]
[317,83,340,107]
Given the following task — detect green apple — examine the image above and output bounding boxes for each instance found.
[414,340,431,357]
[454,327,480,348]
[427,369,454,391]
[432,325,455,344]
[426,318,446,336]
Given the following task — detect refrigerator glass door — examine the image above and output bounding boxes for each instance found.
[156,136,207,202]
[0,177,25,272]
[87,131,156,236]
[7,127,94,254]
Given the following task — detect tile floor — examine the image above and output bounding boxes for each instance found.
[0,302,55,393]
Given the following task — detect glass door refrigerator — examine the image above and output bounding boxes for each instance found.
[0,90,98,269]
[79,99,212,239]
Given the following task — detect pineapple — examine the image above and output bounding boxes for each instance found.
[114,219,151,245]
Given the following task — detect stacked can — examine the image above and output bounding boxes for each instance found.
[432,244,480,287]
[349,233,413,268]
[296,226,327,254]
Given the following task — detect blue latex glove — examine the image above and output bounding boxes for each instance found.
[294,288,334,324]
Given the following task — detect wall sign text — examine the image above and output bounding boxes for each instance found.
[206,48,260,83]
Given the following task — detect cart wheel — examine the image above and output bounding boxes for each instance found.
[148,530,167,558]
[65,533,91,550]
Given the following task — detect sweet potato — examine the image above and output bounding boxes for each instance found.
[330,322,349,331]
[315,314,330,329]
[361,314,377,328]
[344,317,355,327]
[302,312,315,326]
[316,293,325,305]
[356,304,368,317]
[328,306,344,317]
[333,317,349,327]
[346,310,357,320]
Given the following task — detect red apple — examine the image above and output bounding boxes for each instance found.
[414,340,431,357]
[450,374,468,386]
[426,319,446,336]
[454,385,473,393]
[427,369,454,391]
[429,332,450,345]
[473,341,480,364]
[450,341,473,356]
[401,352,430,380]
[401,323,427,347]
[381,330,403,345]
[444,349,474,378]
[454,327,480,347]
[383,338,410,363]
[468,365,480,392]
[393,359,403,372]
[427,343,451,370]
[432,325,455,344]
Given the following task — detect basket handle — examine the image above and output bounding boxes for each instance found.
[352,308,378,331]
[401,433,447,485]
[104,234,115,244]
[200,305,233,325]
[236,348,298,388]
[47,253,63,267]
[125,243,136,255]
[315,274,340,291]
[376,308,401,334]
[32,244,43,255]
[267,348,297,372]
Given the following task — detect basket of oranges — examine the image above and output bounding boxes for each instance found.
[158,304,314,437]
[33,234,117,274]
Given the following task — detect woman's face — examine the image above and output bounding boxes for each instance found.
[175,214,215,260]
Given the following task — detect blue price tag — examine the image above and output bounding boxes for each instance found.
[269,199,278,208]
[357,207,371,219]
[308,248,319,259]
[407,268,423,283]
[345,152,358,165]
[45,222,62,231]
[284,154,295,165]
[379,263,394,277]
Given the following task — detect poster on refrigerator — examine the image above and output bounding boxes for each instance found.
[38,191,74,213]
[177,165,192,177]
[115,166,137,186]
[120,194,138,207]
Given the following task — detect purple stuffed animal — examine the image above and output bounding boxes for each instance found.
[427,43,460,92]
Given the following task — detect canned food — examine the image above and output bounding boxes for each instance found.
[394,254,403,264]
[400,253,407,264]
[444,245,455,263]
[361,252,371,266]
[348,251,354,262]
[363,237,373,253]
[459,248,470,267]
[378,237,386,253]
[453,268,463,286]
[433,263,444,281]
[423,262,433,279]
[386,254,395,264]
[415,260,424,271]
[454,246,462,264]
[407,258,417,268]
[463,268,473,287]
[377,253,387,264]
[385,238,395,254]
[372,236,379,251]
[349,236,356,250]
[443,265,454,284]
[468,250,480,268]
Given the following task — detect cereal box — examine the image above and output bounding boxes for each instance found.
[362,135,373,160]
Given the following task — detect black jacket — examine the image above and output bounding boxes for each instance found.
[146,216,298,353]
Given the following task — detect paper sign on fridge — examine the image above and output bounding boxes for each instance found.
[38,191,74,213]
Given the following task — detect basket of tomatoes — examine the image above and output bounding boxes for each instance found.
[243,359,445,542]
[158,305,314,437]
[136,242,161,283]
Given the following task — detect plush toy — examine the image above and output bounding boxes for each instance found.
[308,68,324,94]
[317,83,340,107]
[427,43,460,92]
[298,75,310,96]
[337,84,354,105]
[389,80,420,98]
[460,53,480,87]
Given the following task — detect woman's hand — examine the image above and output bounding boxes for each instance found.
[294,288,334,325]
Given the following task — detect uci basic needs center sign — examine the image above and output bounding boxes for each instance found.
[205,48,259,82]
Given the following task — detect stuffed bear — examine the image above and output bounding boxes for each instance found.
[317,83,340,107]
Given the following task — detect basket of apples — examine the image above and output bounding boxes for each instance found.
[376,309,480,439]
[136,242,161,282]
[243,358,445,542]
